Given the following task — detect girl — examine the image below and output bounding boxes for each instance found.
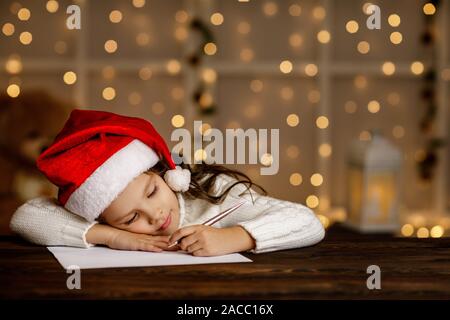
[10,109,325,256]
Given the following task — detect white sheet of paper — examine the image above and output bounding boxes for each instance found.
[47,246,252,269]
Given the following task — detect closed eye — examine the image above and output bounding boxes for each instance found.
[147,186,158,198]
[125,212,138,225]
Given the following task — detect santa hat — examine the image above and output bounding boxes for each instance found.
[36,109,191,222]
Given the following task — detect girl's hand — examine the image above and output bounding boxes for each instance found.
[107,229,170,252]
[86,223,170,252]
[168,225,256,257]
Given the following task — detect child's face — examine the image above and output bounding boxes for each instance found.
[100,171,180,236]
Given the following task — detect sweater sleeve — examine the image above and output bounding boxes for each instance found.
[9,197,98,248]
[213,175,326,254]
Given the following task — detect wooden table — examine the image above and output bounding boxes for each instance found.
[1,224,449,299]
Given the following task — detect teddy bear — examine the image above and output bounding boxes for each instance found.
[0,89,73,234]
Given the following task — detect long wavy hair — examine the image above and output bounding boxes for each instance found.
[146,160,267,205]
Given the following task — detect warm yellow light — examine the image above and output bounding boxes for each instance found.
[382,61,396,76]
[136,32,150,46]
[286,114,299,127]
[260,153,273,166]
[199,123,212,136]
[262,1,278,16]
[54,41,67,54]
[5,56,22,74]
[423,3,436,15]
[417,227,429,238]
[204,42,217,55]
[388,14,401,27]
[237,21,251,34]
[9,2,22,15]
[310,173,323,187]
[281,87,294,101]
[363,2,374,14]
[244,104,261,118]
[401,224,414,237]
[18,8,31,21]
[109,10,123,23]
[279,60,293,74]
[174,26,188,41]
[388,92,400,106]
[357,41,370,54]
[345,101,357,114]
[390,31,403,45]
[137,66,151,80]
[430,225,444,238]
[411,61,424,75]
[367,100,381,113]
[175,10,189,23]
[289,33,303,48]
[308,90,320,103]
[102,87,116,101]
[288,4,302,17]
[166,59,181,74]
[104,40,118,53]
[46,0,59,13]
[289,173,303,186]
[152,102,165,115]
[240,48,254,62]
[250,79,263,92]
[354,75,368,89]
[210,13,224,26]
[63,71,77,85]
[132,0,146,8]
[359,130,371,141]
[6,84,20,98]
[102,66,116,80]
[346,20,359,34]
[194,149,207,162]
[317,215,330,228]
[317,30,331,44]
[316,116,329,129]
[202,68,217,83]
[305,64,318,76]
[171,114,185,128]
[2,23,15,36]
[128,92,142,106]
[199,92,213,108]
[392,125,405,139]
[19,32,32,45]
[306,195,319,209]
[286,145,300,159]
[312,6,326,20]
[319,143,332,158]
[171,87,184,101]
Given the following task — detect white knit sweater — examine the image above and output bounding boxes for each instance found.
[10,174,325,254]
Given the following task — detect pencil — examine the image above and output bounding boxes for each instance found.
[167,200,247,248]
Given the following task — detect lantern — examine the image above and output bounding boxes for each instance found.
[345,132,402,232]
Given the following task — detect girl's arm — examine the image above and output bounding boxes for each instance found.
[10,197,171,252]
[215,175,326,254]
[10,197,98,248]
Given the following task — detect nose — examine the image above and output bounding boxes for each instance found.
[146,208,164,225]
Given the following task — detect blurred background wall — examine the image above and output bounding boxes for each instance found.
[0,0,449,236]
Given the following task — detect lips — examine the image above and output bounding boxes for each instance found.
[158,213,171,231]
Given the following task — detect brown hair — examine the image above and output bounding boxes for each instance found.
[147,160,267,205]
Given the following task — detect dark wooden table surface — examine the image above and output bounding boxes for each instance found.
[1,224,449,299]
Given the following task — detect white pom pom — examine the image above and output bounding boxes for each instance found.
[164,166,191,192]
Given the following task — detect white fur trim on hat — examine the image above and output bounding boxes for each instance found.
[65,139,159,222]
[164,166,191,192]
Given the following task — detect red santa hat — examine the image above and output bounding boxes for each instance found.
[36,109,191,222]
